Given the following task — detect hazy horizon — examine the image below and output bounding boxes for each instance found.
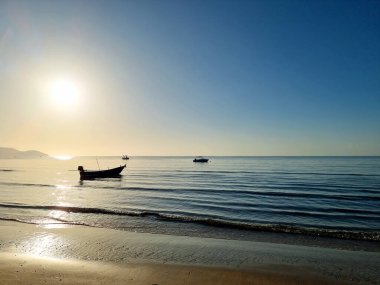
[1,147,380,159]
[1,0,379,157]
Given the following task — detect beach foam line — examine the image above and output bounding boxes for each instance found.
[0,203,379,241]
[0,216,98,228]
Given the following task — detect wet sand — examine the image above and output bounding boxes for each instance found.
[1,221,379,284]
[1,252,350,285]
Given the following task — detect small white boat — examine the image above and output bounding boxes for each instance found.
[193,156,209,163]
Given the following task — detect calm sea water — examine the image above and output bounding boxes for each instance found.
[0,157,379,241]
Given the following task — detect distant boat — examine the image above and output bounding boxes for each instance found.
[193,157,209,163]
[78,165,126,180]
[122,155,129,160]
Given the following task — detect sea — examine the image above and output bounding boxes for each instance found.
[1,156,379,244]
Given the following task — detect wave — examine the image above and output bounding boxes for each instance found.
[1,180,379,202]
[0,182,55,188]
[172,169,380,177]
[268,171,380,177]
[106,186,380,201]
[185,201,380,219]
[4,202,379,220]
[157,215,380,241]
[0,203,141,216]
[0,203,378,241]
[0,216,96,228]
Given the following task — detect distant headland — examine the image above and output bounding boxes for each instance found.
[0,147,48,159]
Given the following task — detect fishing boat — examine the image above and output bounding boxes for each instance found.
[78,165,126,180]
[122,155,129,160]
[193,156,209,163]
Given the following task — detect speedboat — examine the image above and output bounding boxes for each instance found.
[193,157,209,163]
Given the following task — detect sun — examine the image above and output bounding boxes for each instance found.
[48,78,82,108]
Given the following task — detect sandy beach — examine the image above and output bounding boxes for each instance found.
[0,252,348,285]
[1,221,379,285]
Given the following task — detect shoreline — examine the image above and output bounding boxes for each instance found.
[1,220,380,284]
[1,215,379,253]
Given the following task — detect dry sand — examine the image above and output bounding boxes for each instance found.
[0,221,379,284]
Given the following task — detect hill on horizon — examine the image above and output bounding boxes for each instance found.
[0,147,48,159]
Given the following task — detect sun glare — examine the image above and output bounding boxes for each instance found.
[48,78,82,108]
[54,155,73,160]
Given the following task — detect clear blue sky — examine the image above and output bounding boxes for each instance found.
[0,0,379,156]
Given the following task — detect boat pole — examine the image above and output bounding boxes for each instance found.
[96,158,100,170]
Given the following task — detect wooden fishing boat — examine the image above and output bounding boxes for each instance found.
[78,165,126,180]
[122,155,129,160]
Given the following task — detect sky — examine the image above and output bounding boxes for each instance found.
[0,0,379,157]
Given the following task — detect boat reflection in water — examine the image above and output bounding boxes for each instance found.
[78,165,126,180]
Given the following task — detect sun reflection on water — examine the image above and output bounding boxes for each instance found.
[42,184,75,228]
[43,224,70,229]
[55,184,72,191]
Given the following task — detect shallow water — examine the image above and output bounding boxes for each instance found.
[0,156,379,241]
